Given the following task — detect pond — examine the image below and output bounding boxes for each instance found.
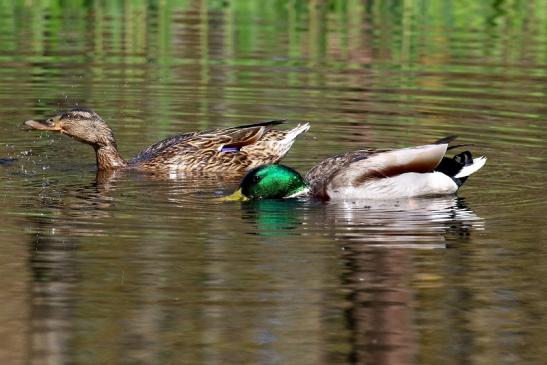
[0,1,546,364]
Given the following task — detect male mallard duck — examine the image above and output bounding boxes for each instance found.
[227,136,487,200]
[23,108,309,172]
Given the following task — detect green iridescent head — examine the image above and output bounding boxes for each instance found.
[239,164,309,199]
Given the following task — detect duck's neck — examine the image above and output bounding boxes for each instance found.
[95,144,127,170]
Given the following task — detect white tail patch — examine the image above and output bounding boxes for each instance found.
[284,123,310,142]
[454,157,487,178]
[260,122,310,161]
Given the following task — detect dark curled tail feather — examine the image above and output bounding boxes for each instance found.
[433,135,473,150]
[434,135,458,145]
[435,151,474,186]
[234,120,286,129]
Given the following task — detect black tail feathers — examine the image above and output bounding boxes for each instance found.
[434,135,458,145]
[435,151,474,186]
[234,120,286,129]
[434,135,476,151]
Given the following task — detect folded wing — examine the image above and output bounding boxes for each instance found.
[328,143,448,188]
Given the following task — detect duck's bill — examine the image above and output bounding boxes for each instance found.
[22,119,60,131]
[216,188,248,202]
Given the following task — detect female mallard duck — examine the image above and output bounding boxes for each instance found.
[23,108,309,172]
[227,136,487,200]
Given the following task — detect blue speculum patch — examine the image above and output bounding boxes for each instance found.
[220,146,240,153]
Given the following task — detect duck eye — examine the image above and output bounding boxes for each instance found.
[252,175,262,183]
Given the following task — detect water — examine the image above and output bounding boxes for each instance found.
[1,1,546,364]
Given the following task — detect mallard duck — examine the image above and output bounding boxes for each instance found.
[226,136,487,200]
[23,108,309,172]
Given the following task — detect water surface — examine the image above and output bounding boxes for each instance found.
[0,1,546,364]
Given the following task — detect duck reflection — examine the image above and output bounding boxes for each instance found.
[23,169,483,364]
[322,197,483,247]
[30,170,121,224]
[30,168,242,223]
[241,196,482,244]
[22,170,122,364]
[341,245,417,365]
[21,169,249,364]
[241,196,483,364]
[333,198,479,365]
[240,199,305,235]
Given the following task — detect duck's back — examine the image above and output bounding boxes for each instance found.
[305,144,452,199]
[304,149,386,198]
[129,121,309,172]
[305,149,392,183]
[129,132,197,165]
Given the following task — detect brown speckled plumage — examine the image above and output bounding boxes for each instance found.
[304,149,390,197]
[129,122,305,172]
[24,108,309,173]
[304,149,389,184]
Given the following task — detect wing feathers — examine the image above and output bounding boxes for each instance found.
[329,144,448,188]
[219,126,267,150]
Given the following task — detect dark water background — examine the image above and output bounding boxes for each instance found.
[0,1,546,364]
